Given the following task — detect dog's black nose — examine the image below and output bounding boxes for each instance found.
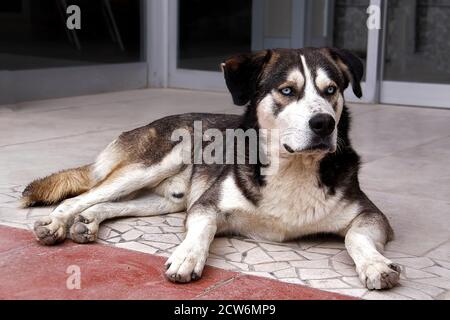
[309,114,335,137]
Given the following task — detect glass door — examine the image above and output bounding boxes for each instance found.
[168,0,253,90]
[380,0,450,108]
[168,0,373,100]
[0,0,146,104]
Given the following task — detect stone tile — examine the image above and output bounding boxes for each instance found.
[115,241,158,254]
[313,241,346,250]
[141,216,167,224]
[404,267,438,279]
[336,268,358,277]
[161,226,185,233]
[97,226,112,240]
[226,252,244,262]
[121,229,143,241]
[394,257,435,269]
[331,251,355,265]
[351,106,450,161]
[367,191,450,256]
[306,247,342,255]
[342,277,365,288]
[290,259,330,269]
[364,291,410,300]
[253,262,290,273]
[331,261,352,270]
[415,278,450,290]
[426,241,450,262]
[259,243,293,251]
[231,239,257,252]
[211,237,231,248]
[141,233,180,244]
[273,267,298,278]
[308,279,351,289]
[139,241,175,251]
[135,226,163,234]
[267,251,303,262]
[400,280,445,297]
[384,251,414,259]
[243,271,275,279]
[298,251,329,260]
[210,245,236,256]
[298,269,340,280]
[435,259,450,269]
[243,248,274,264]
[327,288,367,298]
[390,286,434,300]
[165,217,184,227]
[106,237,121,243]
[206,258,234,270]
[278,278,305,286]
[437,291,450,300]
[106,222,132,233]
[229,261,249,271]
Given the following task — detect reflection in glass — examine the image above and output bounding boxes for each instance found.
[384,0,450,84]
[178,0,252,71]
[333,0,370,78]
[0,0,141,71]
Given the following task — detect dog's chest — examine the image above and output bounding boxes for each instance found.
[221,160,343,241]
[258,165,337,234]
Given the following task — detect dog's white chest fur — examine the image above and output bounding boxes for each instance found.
[219,157,358,241]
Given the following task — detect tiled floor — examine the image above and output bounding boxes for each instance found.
[1,88,449,300]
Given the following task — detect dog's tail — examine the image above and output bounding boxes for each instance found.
[21,165,93,208]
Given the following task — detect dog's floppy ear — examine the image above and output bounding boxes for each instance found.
[221,50,272,106]
[324,48,364,98]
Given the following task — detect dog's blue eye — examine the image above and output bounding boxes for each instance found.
[326,86,337,95]
[280,87,293,96]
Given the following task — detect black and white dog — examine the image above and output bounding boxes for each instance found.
[23,48,401,290]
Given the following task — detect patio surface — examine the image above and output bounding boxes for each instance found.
[0,88,449,300]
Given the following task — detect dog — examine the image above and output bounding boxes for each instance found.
[22,47,401,290]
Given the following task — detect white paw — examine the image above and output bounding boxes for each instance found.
[69,214,99,244]
[165,241,208,283]
[34,216,67,245]
[358,260,401,290]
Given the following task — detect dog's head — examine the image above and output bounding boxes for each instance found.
[222,48,363,155]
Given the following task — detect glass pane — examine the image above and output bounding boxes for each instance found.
[332,0,370,77]
[178,0,252,71]
[0,0,141,71]
[384,0,450,84]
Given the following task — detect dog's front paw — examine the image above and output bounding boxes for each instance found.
[34,216,67,245]
[165,242,208,283]
[358,260,401,290]
[69,214,99,244]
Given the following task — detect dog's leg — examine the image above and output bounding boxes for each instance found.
[69,194,185,243]
[165,208,217,283]
[344,212,401,290]
[34,154,183,245]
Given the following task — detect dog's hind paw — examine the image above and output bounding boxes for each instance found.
[34,216,66,245]
[69,214,99,244]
